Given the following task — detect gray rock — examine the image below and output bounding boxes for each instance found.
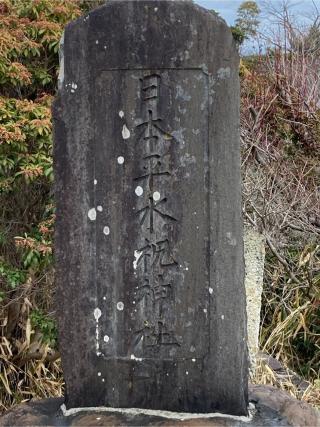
[1,385,319,426]
[52,0,247,414]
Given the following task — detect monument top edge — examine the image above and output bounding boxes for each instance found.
[66,0,228,30]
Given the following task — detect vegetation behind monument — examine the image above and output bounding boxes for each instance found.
[0,0,319,412]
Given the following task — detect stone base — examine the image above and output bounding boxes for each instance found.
[1,385,319,427]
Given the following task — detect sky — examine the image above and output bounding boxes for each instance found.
[194,1,320,26]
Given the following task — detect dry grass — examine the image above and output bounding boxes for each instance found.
[0,270,62,413]
[253,356,320,408]
[0,355,63,413]
[241,1,320,391]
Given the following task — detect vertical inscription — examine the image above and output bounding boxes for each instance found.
[95,69,210,360]
[133,73,181,356]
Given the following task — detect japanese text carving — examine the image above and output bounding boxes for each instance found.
[133,73,181,355]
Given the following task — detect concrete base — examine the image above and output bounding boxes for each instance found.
[1,385,319,427]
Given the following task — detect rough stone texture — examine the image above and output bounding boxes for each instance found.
[1,385,319,427]
[52,0,247,414]
[244,228,265,372]
[249,385,320,427]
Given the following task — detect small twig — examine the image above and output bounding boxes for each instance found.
[265,236,301,285]
[14,350,60,367]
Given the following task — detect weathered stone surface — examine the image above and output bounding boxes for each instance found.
[1,386,319,427]
[244,228,265,372]
[249,385,320,427]
[52,0,247,414]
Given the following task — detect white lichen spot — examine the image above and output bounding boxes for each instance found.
[133,250,142,269]
[217,67,231,80]
[135,186,143,197]
[96,417,101,420]
[88,208,96,221]
[117,156,125,165]
[200,99,207,111]
[153,191,161,201]
[96,351,101,356]
[94,308,102,321]
[95,40,99,44]
[186,371,189,375]
[119,110,124,118]
[103,296,107,300]
[103,335,110,343]
[117,301,124,311]
[71,82,77,89]
[130,354,143,361]
[178,106,187,115]
[102,378,105,382]
[176,85,191,101]
[209,287,213,295]
[192,358,196,362]
[97,372,101,377]
[103,226,110,236]
[154,7,158,11]
[203,308,207,314]
[190,345,196,353]
[97,205,103,212]
[221,314,225,320]
[226,231,237,246]
[122,124,130,139]
[103,45,107,50]
[94,179,97,185]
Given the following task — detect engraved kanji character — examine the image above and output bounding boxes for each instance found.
[135,274,172,303]
[136,110,174,146]
[134,154,171,190]
[136,238,177,271]
[136,197,177,233]
[152,274,172,300]
[141,74,160,101]
[146,320,181,347]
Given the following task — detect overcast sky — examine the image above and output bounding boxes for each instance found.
[195,1,320,25]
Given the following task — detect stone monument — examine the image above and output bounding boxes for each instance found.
[1,2,320,426]
[53,0,247,415]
